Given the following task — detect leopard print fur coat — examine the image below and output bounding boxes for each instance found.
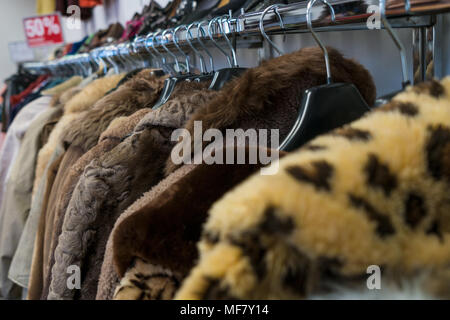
[171,77,450,299]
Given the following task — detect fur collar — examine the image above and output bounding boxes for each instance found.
[134,81,217,132]
[64,74,124,114]
[99,108,152,143]
[63,69,165,152]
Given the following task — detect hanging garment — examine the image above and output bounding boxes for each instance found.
[0,96,52,299]
[98,146,285,300]
[39,70,165,300]
[47,81,217,300]
[36,0,56,15]
[10,75,48,107]
[7,106,63,290]
[172,78,450,300]
[9,93,43,127]
[2,73,38,131]
[95,46,377,300]
[27,75,123,300]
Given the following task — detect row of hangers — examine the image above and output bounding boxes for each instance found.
[32,0,413,152]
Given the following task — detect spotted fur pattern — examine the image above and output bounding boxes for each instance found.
[175,77,450,300]
[114,258,182,300]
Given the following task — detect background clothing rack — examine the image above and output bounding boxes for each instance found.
[23,0,450,84]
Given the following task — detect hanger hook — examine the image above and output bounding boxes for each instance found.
[259,4,286,56]
[104,46,120,74]
[187,22,206,73]
[306,0,336,84]
[153,31,168,67]
[91,48,107,74]
[208,17,233,67]
[218,15,238,67]
[173,25,191,73]
[197,20,215,72]
[116,44,130,71]
[125,42,139,69]
[380,0,410,86]
[144,33,161,68]
[161,29,181,74]
[133,36,146,68]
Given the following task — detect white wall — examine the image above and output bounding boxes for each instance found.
[0,0,36,82]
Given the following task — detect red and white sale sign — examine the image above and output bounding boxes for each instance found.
[23,14,65,48]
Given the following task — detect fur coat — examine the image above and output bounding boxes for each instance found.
[174,78,450,300]
[5,104,62,292]
[27,75,123,300]
[47,81,217,300]
[37,70,166,300]
[109,147,284,300]
[97,46,377,300]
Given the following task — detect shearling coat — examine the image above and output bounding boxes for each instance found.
[47,81,216,300]
[27,75,123,300]
[175,78,450,300]
[98,46,377,300]
[37,70,165,300]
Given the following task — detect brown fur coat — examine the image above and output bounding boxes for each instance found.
[38,70,166,300]
[27,75,123,300]
[47,81,217,300]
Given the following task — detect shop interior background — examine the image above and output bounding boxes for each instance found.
[0,0,449,96]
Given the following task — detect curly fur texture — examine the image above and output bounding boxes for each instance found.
[48,82,217,300]
[39,109,152,300]
[174,77,450,300]
[165,46,377,175]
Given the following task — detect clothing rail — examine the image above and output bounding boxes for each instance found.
[22,0,450,75]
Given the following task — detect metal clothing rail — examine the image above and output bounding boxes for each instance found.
[22,0,450,76]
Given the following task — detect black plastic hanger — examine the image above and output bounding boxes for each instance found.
[207,16,246,90]
[277,0,370,152]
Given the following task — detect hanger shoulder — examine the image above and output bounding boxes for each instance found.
[280,83,370,152]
